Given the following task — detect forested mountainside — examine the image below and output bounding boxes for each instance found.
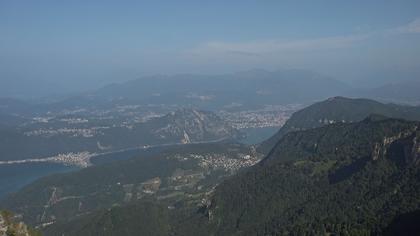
[6,116,420,236]
[209,117,420,235]
[258,96,420,154]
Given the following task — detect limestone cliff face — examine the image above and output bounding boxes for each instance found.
[371,127,420,166]
[404,132,420,165]
[153,108,241,143]
[371,127,418,161]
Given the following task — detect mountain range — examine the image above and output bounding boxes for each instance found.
[2,97,420,235]
[1,70,419,120]
[54,69,350,111]
[13,115,419,236]
[366,79,420,105]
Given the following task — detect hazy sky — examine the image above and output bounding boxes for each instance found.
[1,0,420,95]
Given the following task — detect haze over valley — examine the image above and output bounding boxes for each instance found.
[1,1,420,235]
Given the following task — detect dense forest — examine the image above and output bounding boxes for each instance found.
[6,116,419,236]
[258,97,420,154]
[209,117,420,235]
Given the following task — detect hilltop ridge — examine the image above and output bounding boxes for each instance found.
[258,96,420,154]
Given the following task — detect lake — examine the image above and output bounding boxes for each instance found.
[239,127,280,145]
[0,162,78,200]
[0,145,169,200]
[0,128,278,200]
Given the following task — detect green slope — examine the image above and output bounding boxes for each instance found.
[43,201,170,236]
[34,117,420,236]
[0,142,260,232]
[209,117,420,235]
[258,96,420,154]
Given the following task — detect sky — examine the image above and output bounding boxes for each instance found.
[1,0,420,97]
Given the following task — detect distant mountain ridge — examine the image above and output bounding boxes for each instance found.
[366,79,420,104]
[258,96,420,154]
[1,71,419,117]
[78,72,420,108]
[63,69,351,110]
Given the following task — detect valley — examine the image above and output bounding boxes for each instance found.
[2,2,420,235]
[0,100,297,200]
[2,97,420,235]
[0,99,298,162]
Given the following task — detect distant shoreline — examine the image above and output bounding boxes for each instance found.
[0,137,231,168]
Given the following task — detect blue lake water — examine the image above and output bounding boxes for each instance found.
[239,127,280,145]
[0,162,78,200]
[0,146,168,200]
[0,128,278,200]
